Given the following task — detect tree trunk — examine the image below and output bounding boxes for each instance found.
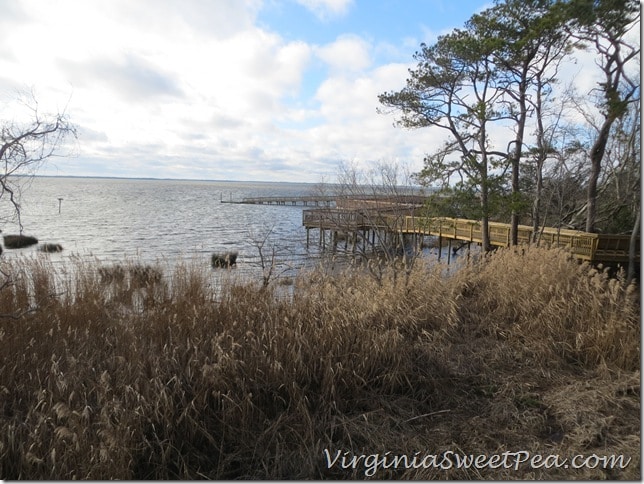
[586,121,612,233]
[627,206,640,285]
[481,175,491,252]
[510,156,520,245]
[510,85,527,246]
[531,76,547,243]
[479,126,491,252]
[532,162,544,242]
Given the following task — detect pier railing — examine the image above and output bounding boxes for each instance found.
[303,210,637,263]
[302,209,371,230]
[398,216,638,262]
[223,196,336,206]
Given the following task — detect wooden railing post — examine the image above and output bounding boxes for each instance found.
[591,236,599,261]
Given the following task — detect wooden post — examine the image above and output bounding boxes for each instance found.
[58,198,63,214]
[438,235,442,261]
[447,238,452,264]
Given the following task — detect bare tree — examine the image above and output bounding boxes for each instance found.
[0,90,75,318]
[330,161,426,285]
[0,90,76,231]
[248,225,293,289]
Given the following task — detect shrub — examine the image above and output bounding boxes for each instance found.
[3,234,38,249]
[211,251,238,268]
[38,243,63,253]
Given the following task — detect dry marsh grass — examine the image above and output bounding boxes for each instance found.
[0,247,639,479]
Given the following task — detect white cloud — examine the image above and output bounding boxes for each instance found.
[314,34,371,73]
[60,54,183,102]
[295,0,353,20]
[304,62,432,176]
[0,0,465,182]
[1,0,325,179]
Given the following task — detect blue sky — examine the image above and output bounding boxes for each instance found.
[0,0,505,182]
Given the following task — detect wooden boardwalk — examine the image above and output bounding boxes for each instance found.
[398,216,637,263]
[222,196,335,206]
[302,209,639,263]
[221,193,426,207]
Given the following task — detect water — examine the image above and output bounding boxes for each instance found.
[1,177,332,284]
[1,176,470,289]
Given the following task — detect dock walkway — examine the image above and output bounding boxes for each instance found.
[399,216,637,263]
[302,209,639,264]
[222,196,335,206]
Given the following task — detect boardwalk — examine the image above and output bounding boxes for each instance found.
[398,216,637,263]
[302,209,639,264]
[222,195,335,206]
[221,193,426,207]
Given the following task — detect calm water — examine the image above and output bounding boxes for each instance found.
[2,177,333,283]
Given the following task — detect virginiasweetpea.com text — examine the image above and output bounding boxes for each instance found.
[323,449,632,477]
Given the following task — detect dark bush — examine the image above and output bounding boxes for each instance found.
[3,234,39,249]
[212,251,238,268]
[39,243,63,253]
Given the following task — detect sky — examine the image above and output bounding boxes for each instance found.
[0,0,503,183]
[3,0,635,186]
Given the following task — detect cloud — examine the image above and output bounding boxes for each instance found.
[295,0,353,20]
[60,55,183,102]
[113,0,262,40]
[3,0,441,183]
[315,34,371,73]
[294,61,432,175]
[0,1,28,37]
[210,111,246,130]
[77,126,109,143]
[237,33,312,102]
[0,77,27,97]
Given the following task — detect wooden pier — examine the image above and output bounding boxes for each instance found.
[303,209,366,250]
[303,209,639,264]
[398,216,638,263]
[222,195,335,206]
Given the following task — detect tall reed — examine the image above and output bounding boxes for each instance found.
[0,247,639,479]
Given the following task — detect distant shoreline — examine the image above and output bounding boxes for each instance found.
[23,174,322,186]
